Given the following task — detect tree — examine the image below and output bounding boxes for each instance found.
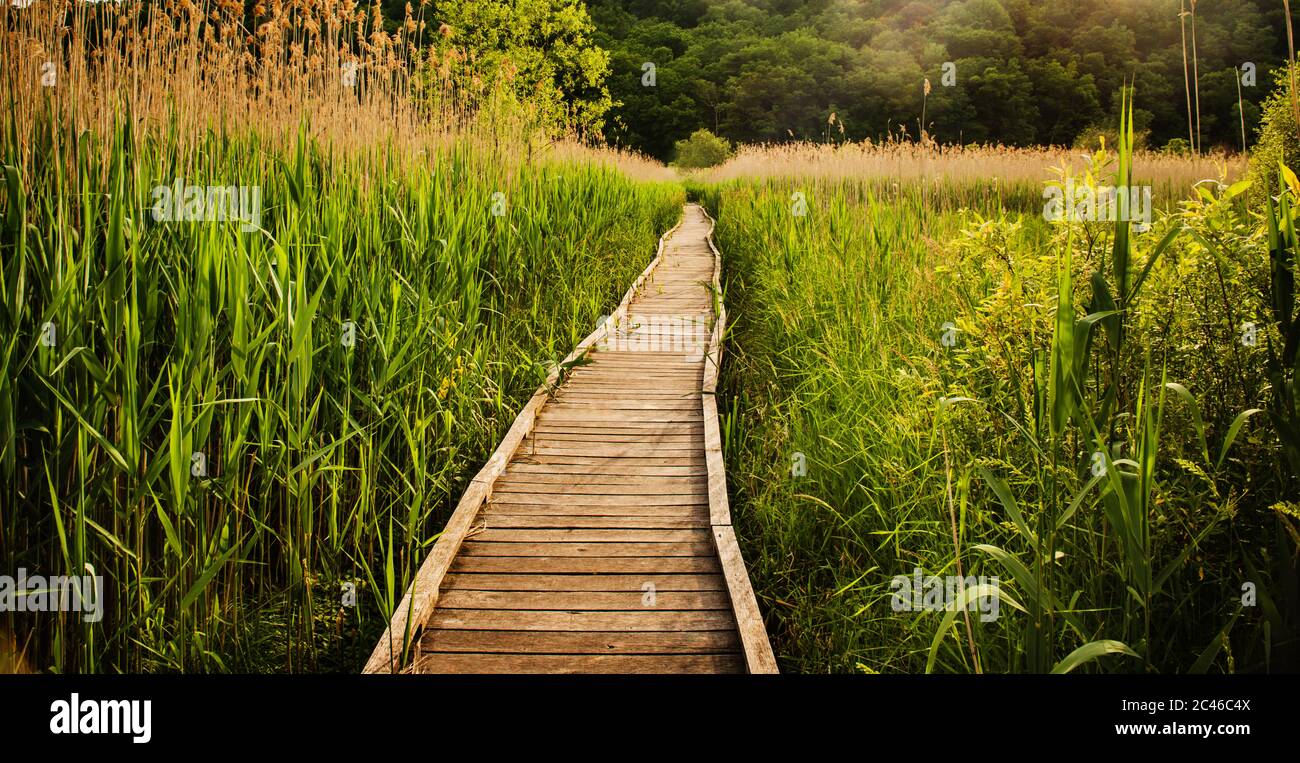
[433,0,613,136]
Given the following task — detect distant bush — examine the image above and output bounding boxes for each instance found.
[673,129,732,169]
[1161,137,1192,156]
[1072,122,1149,151]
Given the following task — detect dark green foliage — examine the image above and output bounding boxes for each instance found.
[585,0,1288,159]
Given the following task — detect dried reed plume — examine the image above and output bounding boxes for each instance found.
[0,0,668,181]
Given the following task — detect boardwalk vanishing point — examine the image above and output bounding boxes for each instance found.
[364,204,777,674]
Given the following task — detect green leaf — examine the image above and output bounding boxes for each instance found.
[1130,223,1182,302]
[1050,639,1139,674]
[1217,408,1263,471]
[1190,609,1241,674]
[978,467,1036,545]
[179,544,240,611]
[924,583,1024,673]
[1164,382,1209,466]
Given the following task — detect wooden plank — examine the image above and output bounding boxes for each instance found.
[568,370,702,380]
[485,492,705,507]
[493,473,706,488]
[702,394,731,526]
[468,528,711,543]
[582,359,702,366]
[509,455,705,467]
[413,653,744,673]
[712,525,778,674]
[435,590,732,611]
[475,514,709,529]
[524,432,703,444]
[483,503,706,517]
[449,556,721,574]
[492,480,706,495]
[558,376,701,385]
[579,359,703,367]
[543,400,701,411]
[552,390,700,399]
[427,608,736,632]
[591,351,707,359]
[538,409,702,421]
[458,541,716,557]
[440,573,726,592]
[419,629,739,654]
[530,425,704,436]
[504,467,707,479]
[520,445,705,456]
[532,418,704,428]
[522,445,703,459]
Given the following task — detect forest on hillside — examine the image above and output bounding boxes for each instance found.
[589,0,1295,158]
[368,1,1297,160]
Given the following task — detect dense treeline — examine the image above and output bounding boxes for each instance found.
[587,0,1294,159]
[371,1,1295,160]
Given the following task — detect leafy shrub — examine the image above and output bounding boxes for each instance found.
[673,129,733,169]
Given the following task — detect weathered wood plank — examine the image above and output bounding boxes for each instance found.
[506,462,707,476]
[435,590,732,611]
[702,395,732,527]
[439,573,728,592]
[523,432,704,445]
[459,541,716,557]
[427,608,736,632]
[509,454,705,467]
[482,503,706,517]
[474,514,709,529]
[713,525,779,674]
[521,445,705,459]
[413,653,744,673]
[449,556,722,574]
[468,528,710,543]
[493,473,706,488]
[485,492,706,506]
[492,480,706,495]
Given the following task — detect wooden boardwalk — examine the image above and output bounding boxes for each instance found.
[364,205,777,674]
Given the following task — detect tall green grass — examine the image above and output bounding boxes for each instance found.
[701,104,1298,672]
[1,113,682,672]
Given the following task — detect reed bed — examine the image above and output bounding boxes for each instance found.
[1,1,680,672]
[701,139,1245,210]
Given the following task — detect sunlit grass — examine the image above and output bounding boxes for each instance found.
[697,110,1296,673]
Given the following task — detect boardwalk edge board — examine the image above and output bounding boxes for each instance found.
[363,205,778,675]
[697,206,779,675]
